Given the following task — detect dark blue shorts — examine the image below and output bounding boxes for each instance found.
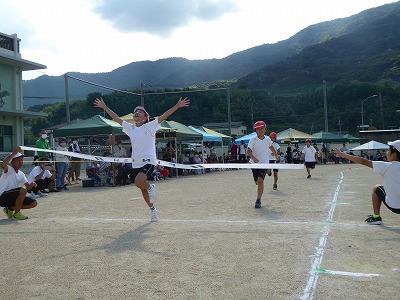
[305,162,316,169]
[269,160,279,173]
[132,164,155,181]
[252,169,267,182]
[375,186,400,214]
[0,188,36,208]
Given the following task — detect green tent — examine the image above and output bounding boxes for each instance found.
[311,131,347,142]
[53,115,123,137]
[156,120,202,141]
[342,134,365,142]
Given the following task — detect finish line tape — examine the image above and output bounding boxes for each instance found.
[20,146,304,170]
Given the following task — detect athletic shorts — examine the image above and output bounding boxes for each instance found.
[375,186,400,214]
[0,188,36,208]
[269,160,279,173]
[132,164,155,181]
[252,169,267,182]
[305,162,316,169]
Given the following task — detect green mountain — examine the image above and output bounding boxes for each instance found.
[23,2,400,108]
[237,3,400,91]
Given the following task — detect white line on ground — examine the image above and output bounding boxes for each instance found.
[314,268,380,277]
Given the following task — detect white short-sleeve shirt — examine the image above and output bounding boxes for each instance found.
[373,161,400,209]
[122,118,161,168]
[27,166,52,183]
[0,166,28,196]
[248,135,272,164]
[302,145,317,162]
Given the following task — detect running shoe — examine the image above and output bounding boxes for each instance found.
[13,211,28,220]
[38,191,49,197]
[273,184,277,190]
[307,175,311,178]
[255,199,261,208]
[30,192,40,199]
[365,215,382,225]
[148,184,157,204]
[151,207,158,222]
[3,207,14,219]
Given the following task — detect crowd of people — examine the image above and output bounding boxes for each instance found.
[1,101,399,225]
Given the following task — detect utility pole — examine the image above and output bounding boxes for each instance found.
[323,80,328,132]
[64,73,70,124]
[337,117,343,135]
[140,80,144,107]
[227,88,231,136]
[379,92,384,129]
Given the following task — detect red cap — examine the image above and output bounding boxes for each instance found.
[269,132,277,138]
[254,121,266,129]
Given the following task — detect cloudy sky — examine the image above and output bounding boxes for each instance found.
[1,0,397,80]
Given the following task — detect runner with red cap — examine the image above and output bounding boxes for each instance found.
[268,132,281,190]
[247,121,279,208]
[94,96,190,222]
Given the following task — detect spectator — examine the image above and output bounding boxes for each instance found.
[68,138,82,184]
[230,140,238,163]
[55,138,70,191]
[0,147,38,220]
[238,140,247,163]
[35,129,51,160]
[27,157,56,198]
[268,132,281,190]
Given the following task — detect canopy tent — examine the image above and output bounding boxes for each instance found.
[341,134,365,142]
[351,140,389,151]
[53,115,123,137]
[201,127,231,140]
[188,126,222,142]
[311,131,347,142]
[157,120,202,141]
[235,132,257,145]
[276,128,313,142]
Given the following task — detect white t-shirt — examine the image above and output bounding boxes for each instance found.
[0,166,28,196]
[373,161,400,209]
[27,166,52,183]
[55,146,71,163]
[239,143,247,155]
[248,135,273,164]
[302,145,317,162]
[268,142,281,160]
[122,118,161,168]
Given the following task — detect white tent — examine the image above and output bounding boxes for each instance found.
[351,140,389,151]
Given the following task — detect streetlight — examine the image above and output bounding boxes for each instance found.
[361,95,378,130]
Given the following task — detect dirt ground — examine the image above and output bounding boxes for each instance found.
[1,163,399,300]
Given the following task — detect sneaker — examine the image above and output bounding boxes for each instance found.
[63,185,69,191]
[30,192,40,199]
[148,184,157,204]
[41,189,50,193]
[307,175,311,178]
[273,184,277,190]
[75,180,79,184]
[37,191,49,197]
[151,207,158,222]
[3,207,14,219]
[13,211,28,220]
[255,199,261,208]
[365,215,382,225]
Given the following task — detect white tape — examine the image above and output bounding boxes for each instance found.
[20,146,304,170]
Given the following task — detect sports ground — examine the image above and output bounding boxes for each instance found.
[1,163,399,299]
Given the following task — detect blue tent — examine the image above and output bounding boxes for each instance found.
[188,126,222,142]
[235,132,257,145]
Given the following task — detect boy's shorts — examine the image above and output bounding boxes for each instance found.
[132,164,155,181]
[305,162,316,169]
[269,160,279,173]
[375,186,400,214]
[0,188,36,208]
[252,169,267,182]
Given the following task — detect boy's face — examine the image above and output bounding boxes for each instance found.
[11,157,24,169]
[255,126,266,135]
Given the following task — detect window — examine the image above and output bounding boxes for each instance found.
[0,125,13,152]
